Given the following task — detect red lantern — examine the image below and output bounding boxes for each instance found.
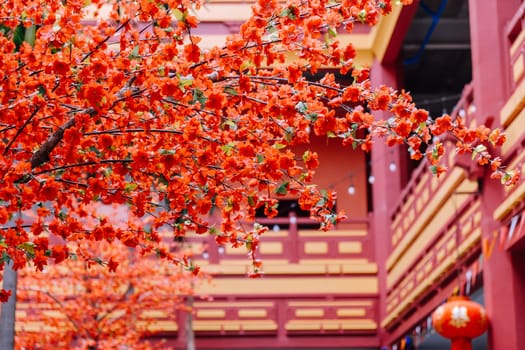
[431,295,488,350]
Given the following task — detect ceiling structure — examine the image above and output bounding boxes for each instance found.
[401,0,471,117]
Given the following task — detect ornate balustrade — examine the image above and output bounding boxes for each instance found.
[383,84,482,328]
[507,2,525,88]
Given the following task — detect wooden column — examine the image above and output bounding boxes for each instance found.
[468,0,521,126]
[469,0,525,348]
[370,59,404,347]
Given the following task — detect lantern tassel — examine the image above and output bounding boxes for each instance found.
[451,338,472,350]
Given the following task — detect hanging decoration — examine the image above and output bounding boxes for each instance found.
[431,295,488,350]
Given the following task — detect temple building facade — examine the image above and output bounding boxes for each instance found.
[14,1,525,349]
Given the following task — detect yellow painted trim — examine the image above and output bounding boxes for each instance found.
[194,301,273,308]
[513,55,524,82]
[242,322,278,331]
[262,230,289,237]
[135,320,179,332]
[500,74,525,127]
[510,30,525,57]
[502,106,525,156]
[196,277,378,295]
[196,309,226,318]
[283,48,374,68]
[298,229,367,237]
[382,227,481,328]
[17,303,54,309]
[387,177,477,288]
[372,2,404,62]
[202,264,247,274]
[304,241,329,254]
[298,258,369,265]
[264,264,327,274]
[193,320,277,332]
[387,168,467,270]
[288,300,373,307]
[195,3,253,22]
[341,263,378,274]
[494,179,525,220]
[336,308,367,317]
[140,310,168,318]
[338,241,363,254]
[238,309,268,318]
[248,259,289,265]
[16,322,60,332]
[225,246,249,255]
[295,308,325,318]
[202,260,376,275]
[436,248,445,262]
[259,241,283,254]
[285,319,377,331]
[41,310,67,319]
[446,239,456,253]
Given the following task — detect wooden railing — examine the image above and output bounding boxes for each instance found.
[383,197,482,328]
[389,83,476,253]
[506,1,525,88]
[178,215,375,276]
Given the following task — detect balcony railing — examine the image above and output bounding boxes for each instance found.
[176,215,376,276]
[506,1,525,88]
[389,83,476,253]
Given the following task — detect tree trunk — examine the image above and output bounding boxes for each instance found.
[185,294,195,350]
[0,261,18,350]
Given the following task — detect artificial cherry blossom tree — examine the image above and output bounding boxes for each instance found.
[0,0,517,295]
[15,239,194,350]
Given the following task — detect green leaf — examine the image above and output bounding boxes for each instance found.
[128,45,140,59]
[178,74,193,91]
[295,101,308,114]
[124,183,138,193]
[274,181,289,195]
[358,9,367,23]
[223,119,237,131]
[327,27,337,38]
[305,113,318,122]
[273,143,286,150]
[472,144,487,160]
[256,154,264,163]
[247,195,256,207]
[160,149,176,155]
[24,24,37,47]
[18,242,35,256]
[0,251,11,264]
[224,86,238,96]
[284,127,295,142]
[279,7,297,20]
[315,196,327,208]
[191,88,207,105]
[431,146,440,160]
[13,24,25,51]
[221,142,235,156]
[240,60,254,71]
[58,211,68,221]
[429,165,438,175]
[173,9,186,22]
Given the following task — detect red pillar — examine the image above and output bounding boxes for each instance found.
[479,175,525,349]
[468,1,525,348]
[482,234,525,349]
[468,0,521,126]
[370,60,404,346]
